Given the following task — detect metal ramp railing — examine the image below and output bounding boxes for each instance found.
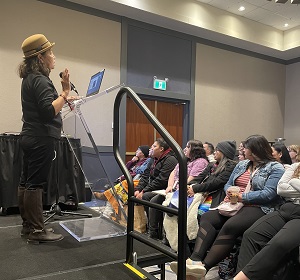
[113,87,188,280]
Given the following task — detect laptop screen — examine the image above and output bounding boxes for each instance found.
[86,69,105,97]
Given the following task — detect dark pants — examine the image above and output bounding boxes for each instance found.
[237,202,300,280]
[191,206,265,270]
[148,194,166,232]
[141,191,157,215]
[142,192,166,234]
[20,135,55,189]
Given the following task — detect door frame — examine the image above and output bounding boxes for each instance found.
[119,18,196,160]
[119,92,193,160]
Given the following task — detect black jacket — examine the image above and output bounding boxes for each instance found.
[20,73,62,139]
[189,160,237,208]
[136,150,178,193]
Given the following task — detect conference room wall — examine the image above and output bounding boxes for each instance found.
[1,0,298,151]
[195,43,286,146]
[0,0,121,147]
[284,62,300,145]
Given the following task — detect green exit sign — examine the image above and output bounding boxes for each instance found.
[153,79,167,91]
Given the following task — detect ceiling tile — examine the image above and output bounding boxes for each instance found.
[243,8,273,22]
[263,2,292,13]
[198,0,300,31]
[208,0,242,11]
[227,2,258,15]
[259,12,288,26]
[196,0,214,3]
[243,0,269,7]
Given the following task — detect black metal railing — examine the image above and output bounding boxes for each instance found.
[113,87,188,280]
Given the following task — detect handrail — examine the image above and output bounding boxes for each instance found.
[113,87,188,280]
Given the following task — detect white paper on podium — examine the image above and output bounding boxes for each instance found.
[61,83,124,120]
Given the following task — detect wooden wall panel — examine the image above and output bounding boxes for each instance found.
[126,97,184,163]
[156,101,183,147]
[126,98,155,155]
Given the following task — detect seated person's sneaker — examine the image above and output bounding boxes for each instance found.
[186,258,206,278]
[170,258,204,275]
[170,261,178,274]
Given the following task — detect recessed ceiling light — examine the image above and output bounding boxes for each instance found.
[238,6,245,11]
[284,23,289,27]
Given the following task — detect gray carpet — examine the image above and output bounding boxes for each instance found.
[0,206,160,280]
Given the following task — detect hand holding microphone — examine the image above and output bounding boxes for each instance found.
[59,71,78,95]
[59,69,76,110]
[59,69,71,95]
[59,70,83,113]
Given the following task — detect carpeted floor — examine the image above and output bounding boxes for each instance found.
[0,205,162,280]
[0,204,226,280]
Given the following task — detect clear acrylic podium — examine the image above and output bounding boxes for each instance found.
[60,216,126,242]
[59,84,127,241]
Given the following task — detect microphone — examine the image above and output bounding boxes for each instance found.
[59,72,79,95]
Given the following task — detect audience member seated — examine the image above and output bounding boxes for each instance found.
[188,140,237,212]
[165,140,208,194]
[272,142,292,168]
[164,140,237,251]
[93,145,151,218]
[234,162,300,280]
[170,135,285,279]
[151,140,209,240]
[134,138,178,238]
[287,144,300,164]
[238,141,246,161]
[203,141,216,163]
[238,141,245,152]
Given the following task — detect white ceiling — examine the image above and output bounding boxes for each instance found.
[197,0,300,31]
[67,0,300,61]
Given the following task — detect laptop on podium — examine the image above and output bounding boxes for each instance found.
[86,69,105,97]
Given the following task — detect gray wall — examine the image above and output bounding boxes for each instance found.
[195,44,286,146]
[284,62,300,145]
[1,0,300,183]
[0,0,121,147]
[127,25,192,95]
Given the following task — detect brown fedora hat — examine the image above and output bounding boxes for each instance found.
[21,34,55,58]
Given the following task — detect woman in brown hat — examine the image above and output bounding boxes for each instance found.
[18,34,75,243]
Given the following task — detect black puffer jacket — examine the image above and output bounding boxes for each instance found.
[135,150,178,193]
[189,160,237,208]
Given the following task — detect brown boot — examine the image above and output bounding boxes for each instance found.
[24,188,63,244]
[28,229,63,244]
[19,186,53,236]
[21,226,54,237]
[18,186,30,235]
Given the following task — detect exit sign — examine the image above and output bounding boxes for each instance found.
[153,79,167,91]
